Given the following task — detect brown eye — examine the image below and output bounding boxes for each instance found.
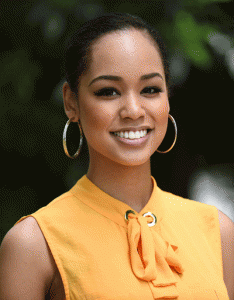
[141,87,162,94]
[94,88,119,97]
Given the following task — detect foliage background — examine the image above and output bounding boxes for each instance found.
[1,0,234,242]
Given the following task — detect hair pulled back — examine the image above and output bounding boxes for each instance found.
[65,12,171,96]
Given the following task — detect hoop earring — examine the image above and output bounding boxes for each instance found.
[63,119,83,159]
[156,114,177,154]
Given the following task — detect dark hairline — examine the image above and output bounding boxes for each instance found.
[65,13,171,97]
[86,27,167,88]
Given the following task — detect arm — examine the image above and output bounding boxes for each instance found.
[218,209,234,300]
[0,217,55,300]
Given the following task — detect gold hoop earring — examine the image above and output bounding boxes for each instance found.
[63,119,83,159]
[156,114,177,154]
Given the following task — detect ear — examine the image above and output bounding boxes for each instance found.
[166,98,170,114]
[63,82,80,122]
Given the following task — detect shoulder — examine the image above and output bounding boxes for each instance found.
[3,217,57,292]
[217,209,234,300]
[217,209,234,249]
[160,190,213,212]
[217,209,234,229]
[9,216,50,251]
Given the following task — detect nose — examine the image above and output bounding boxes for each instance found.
[119,92,145,120]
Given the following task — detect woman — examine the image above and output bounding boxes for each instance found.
[0,12,233,300]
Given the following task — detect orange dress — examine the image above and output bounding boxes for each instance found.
[14,175,230,299]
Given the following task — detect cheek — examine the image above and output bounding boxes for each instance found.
[80,100,113,133]
[151,98,169,141]
[150,97,169,121]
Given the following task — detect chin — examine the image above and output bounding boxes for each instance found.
[110,155,151,167]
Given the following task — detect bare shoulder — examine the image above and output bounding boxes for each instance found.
[12,216,57,282]
[11,216,48,247]
[217,209,234,300]
[12,217,65,300]
[0,217,57,299]
[218,209,234,229]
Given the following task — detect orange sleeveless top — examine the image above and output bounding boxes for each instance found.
[14,175,229,299]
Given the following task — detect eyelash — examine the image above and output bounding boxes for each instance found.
[94,87,162,97]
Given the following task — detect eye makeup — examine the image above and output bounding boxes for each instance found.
[94,86,163,97]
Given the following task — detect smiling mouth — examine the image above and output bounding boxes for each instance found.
[110,129,152,134]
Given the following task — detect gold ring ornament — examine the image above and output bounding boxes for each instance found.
[125,210,157,227]
[125,210,136,221]
[63,119,83,159]
[142,212,157,227]
[156,114,177,153]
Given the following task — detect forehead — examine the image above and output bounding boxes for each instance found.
[88,29,165,80]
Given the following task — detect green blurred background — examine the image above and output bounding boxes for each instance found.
[1,0,234,243]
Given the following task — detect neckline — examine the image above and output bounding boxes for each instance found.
[70,175,184,297]
[70,174,164,228]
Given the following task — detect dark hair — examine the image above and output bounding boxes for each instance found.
[65,12,171,97]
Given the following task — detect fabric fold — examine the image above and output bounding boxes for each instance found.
[126,212,184,299]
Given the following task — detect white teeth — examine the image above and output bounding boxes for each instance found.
[124,132,129,139]
[114,130,148,139]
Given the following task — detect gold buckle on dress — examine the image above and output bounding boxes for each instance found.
[142,212,157,227]
[125,210,157,227]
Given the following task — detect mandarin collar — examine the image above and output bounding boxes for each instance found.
[70,174,184,299]
[70,175,164,228]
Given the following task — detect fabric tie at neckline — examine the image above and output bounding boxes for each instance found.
[125,211,185,299]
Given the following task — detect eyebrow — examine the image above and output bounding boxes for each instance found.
[88,72,163,87]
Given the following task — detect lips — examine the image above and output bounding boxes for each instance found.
[110,125,152,132]
[110,127,153,146]
[111,129,152,134]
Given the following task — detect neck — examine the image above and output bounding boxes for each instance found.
[86,151,153,214]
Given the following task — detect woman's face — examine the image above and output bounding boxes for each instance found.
[67,29,169,166]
